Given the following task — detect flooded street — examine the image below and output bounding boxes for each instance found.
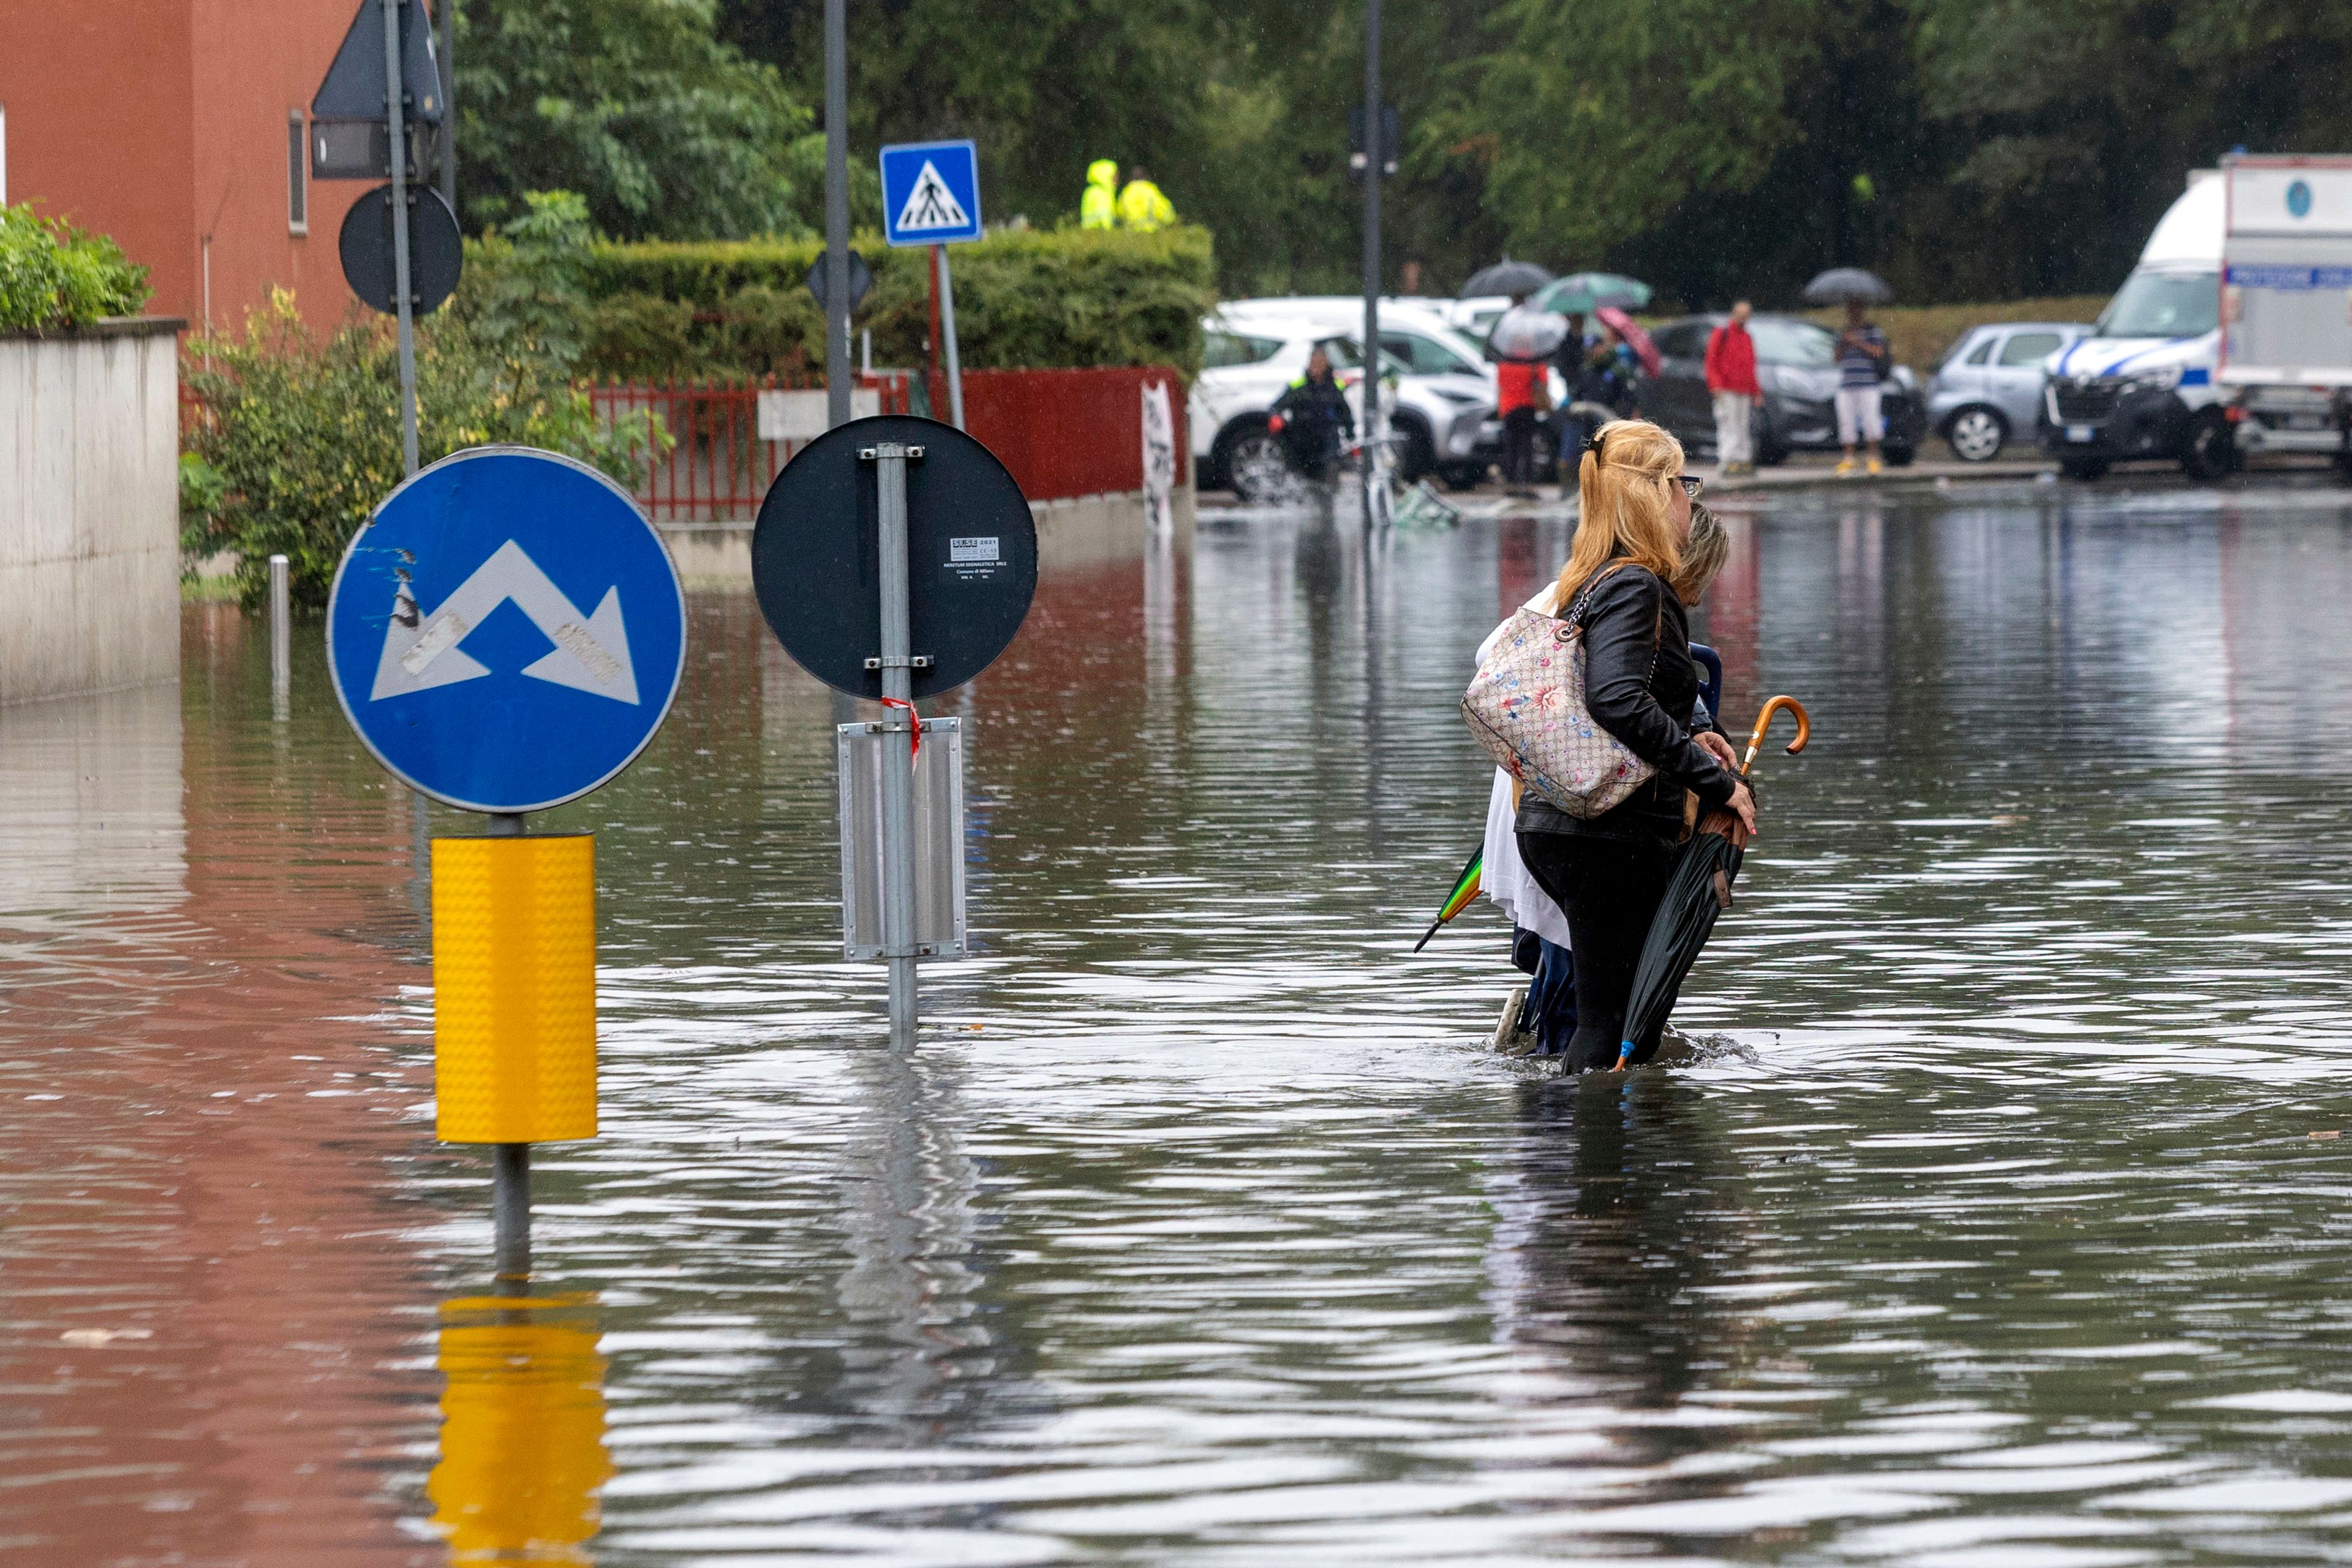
[12,480,2352,1564]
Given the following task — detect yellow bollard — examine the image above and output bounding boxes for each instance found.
[429,1294,611,1563]
[432,835,598,1144]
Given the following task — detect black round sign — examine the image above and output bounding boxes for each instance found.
[753,415,1038,700]
[339,184,463,316]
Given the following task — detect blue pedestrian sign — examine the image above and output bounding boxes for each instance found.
[325,447,687,815]
[880,140,983,247]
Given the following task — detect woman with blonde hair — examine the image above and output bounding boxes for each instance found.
[1514,420,1755,1072]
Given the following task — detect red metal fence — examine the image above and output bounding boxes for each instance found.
[933,366,1188,500]
[591,373,914,523]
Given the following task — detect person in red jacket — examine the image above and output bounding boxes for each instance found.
[1705,300,1762,475]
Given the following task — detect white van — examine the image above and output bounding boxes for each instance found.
[2045,158,2352,480]
[2041,171,2230,480]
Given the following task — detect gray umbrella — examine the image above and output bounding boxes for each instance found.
[1461,258,1555,299]
[1802,267,1894,306]
[1487,307,1571,363]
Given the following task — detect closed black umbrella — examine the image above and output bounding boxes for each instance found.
[1461,258,1555,299]
[1801,267,1893,306]
[1611,697,1811,1071]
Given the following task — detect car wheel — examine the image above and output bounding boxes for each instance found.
[1440,462,1487,492]
[2059,457,2109,481]
[1215,421,1285,504]
[1392,417,1438,481]
[1945,406,2007,463]
[2182,409,2240,483]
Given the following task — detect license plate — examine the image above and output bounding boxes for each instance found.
[2065,424,2094,443]
[2288,414,2326,430]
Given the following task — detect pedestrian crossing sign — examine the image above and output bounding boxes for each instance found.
[880,140,984,247]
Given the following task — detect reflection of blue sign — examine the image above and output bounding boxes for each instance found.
[326,447,686,814]
[2289,179,2314,219]
[880,140,982,247]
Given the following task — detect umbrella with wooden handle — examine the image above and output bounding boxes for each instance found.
[1610,697,1810,1072]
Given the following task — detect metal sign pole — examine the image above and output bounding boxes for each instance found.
[1360,0,1382,527]
[866,441,921,1049]
[487,808,530,1280]
[380,0,420,475]
[935,243,966,431]
[823,0,851,429]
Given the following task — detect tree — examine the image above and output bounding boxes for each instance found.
[457,0,820,239]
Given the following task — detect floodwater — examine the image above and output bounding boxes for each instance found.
[9,480,2352,1566]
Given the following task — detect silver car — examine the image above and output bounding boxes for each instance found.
[1928,322,2092,462]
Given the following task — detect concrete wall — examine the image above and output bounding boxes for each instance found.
[657,480,1199,587]
[0,321,184,704]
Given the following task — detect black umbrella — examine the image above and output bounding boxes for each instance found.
[1801,267,1893,306]
[1611,696,1811,1071]
[1461,258,1555,299]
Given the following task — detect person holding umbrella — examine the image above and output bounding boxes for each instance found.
[1489,293,1565,496]
[1803,268,1898,477]
[1513,420,1755,1075]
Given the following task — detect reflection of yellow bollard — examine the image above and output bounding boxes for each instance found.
[429,1294,611,1564]
[432,835,597,1144]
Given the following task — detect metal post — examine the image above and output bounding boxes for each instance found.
[485,809,530,1279]
[823,0,851,429]
[436,0,457,214]
[1360,0,1382,526]
[870,444,919,1049]
[268,553,291,706]
[381,0,420,475]
[935,244,966,431]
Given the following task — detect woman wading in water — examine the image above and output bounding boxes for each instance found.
[1516,420,1756,1072]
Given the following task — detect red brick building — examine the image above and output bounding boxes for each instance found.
[0,0,415,334]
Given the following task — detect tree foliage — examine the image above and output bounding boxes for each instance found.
[0,203,150,330]
[456,0,821,239]
[183,195,664,608]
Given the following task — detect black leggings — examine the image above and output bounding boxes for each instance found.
[1515,831,1677,1072]
[1501,407,1540,484]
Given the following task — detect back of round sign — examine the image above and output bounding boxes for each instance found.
[752,415,1039,699]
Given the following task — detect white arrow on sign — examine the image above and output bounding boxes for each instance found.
[895,159,971,233]
[370,539,640,705]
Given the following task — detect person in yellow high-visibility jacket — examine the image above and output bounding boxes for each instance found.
[1080,159,1119,230]
[1117,169,1175,232]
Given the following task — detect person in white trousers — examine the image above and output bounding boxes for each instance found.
[1705,301,1760,476]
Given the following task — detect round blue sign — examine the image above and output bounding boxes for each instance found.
[326,447,687,814]
[2289,179,2313,219]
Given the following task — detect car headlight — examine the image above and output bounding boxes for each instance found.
[2119,365,2184,396]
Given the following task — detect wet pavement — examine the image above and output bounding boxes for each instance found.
[9,479,2352,1564]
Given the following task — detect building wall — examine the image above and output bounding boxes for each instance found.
[0,323,183,704]
[0,0,374,333]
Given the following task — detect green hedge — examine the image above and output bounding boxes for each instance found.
[567,224,1213,380]
[0,203,149,330]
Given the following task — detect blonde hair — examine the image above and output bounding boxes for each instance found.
[1553,420,1686,609]
[1672,502,1728,606]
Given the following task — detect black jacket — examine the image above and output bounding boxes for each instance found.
[1518,562,1738,844]
[1271,374,1355,436]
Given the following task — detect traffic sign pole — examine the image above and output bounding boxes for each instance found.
[380,0,420,474]
[867,441,921,1048]
[1360,0,1381,529]
[487,808,530,1281]
[933,245,967,431]
[823,0,850,430]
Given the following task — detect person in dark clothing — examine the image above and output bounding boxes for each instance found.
[1553,332,1637,499]
[1515,420,1756,1074]
[1268,346,1355,484]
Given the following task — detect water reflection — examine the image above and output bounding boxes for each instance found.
[431,1294,611,1563]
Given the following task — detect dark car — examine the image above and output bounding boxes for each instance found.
[1644,314,1925,466]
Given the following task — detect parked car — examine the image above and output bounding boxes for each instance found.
[1192,300,1498,497]
[1927,322,2091,461]
[1644,314,1927,465]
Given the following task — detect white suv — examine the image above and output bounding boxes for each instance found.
[1191,300,1498,499]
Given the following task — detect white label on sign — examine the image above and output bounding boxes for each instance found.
[949,537,1000,564]
[758,388,880,441]
[895,160,971,233]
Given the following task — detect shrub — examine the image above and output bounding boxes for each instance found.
[0,203,151,330]
[184,194,665,610]
[571,223,1215,380]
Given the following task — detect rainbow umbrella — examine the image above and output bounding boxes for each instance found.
[1412,848,1484,952]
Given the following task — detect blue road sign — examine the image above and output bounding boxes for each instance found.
[326,447,687,815]
[880,140,983,247]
